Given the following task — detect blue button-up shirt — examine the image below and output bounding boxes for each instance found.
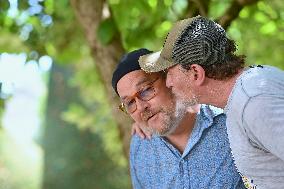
[129,105,245,189]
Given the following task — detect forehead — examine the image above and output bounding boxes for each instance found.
[117,70,159,97]
[167,64,180,72]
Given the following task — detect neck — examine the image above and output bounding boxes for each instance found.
[201,71,243,109]
[165,112,197,153]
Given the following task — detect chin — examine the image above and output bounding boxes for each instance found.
[148,123,162,132]
[152,124,174,137]
[157,128,174,137]
[145,124,164,136]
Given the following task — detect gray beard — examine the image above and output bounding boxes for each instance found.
[149,100,189,137]
[173,91,199,108]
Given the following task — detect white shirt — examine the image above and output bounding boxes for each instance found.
[225,65,284,189]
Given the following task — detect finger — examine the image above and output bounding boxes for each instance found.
[131,126,136,135]
[131,123,139,135]
[136,127,146,139]
[145,131,152,139]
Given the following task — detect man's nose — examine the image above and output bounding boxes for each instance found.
[135,97,150,112]
[166,73,173,88]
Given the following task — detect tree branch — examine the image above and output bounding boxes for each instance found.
[183,0,199,19]
[217,0,259,29]
[191,0,210,16]
[180,0,210,20]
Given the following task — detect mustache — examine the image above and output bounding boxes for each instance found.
[141,109,160,121]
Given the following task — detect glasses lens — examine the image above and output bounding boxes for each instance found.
[118,79,158,114]
[139,86,156,101]
[125,101,136,113]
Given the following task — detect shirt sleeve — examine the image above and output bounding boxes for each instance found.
[242,94,284,160]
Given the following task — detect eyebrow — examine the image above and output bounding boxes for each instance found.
[135,77,151,87]
[120,77,151,100]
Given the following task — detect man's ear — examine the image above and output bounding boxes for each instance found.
[190,64,205,86]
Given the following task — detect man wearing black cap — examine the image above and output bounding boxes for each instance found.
[112,48,245,189]
[139,16,284,188]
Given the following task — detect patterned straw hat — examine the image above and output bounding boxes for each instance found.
[139,16,228,72]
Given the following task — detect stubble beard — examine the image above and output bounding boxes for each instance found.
[173,89,199,109]
[155,94,199,136]
[142,92,198,137]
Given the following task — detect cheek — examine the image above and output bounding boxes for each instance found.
[155,94,174,109]
[173,78,182,87]
[170,70,185,87]
[172,76,185,90]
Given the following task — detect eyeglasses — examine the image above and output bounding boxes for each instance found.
[119,77,159,114]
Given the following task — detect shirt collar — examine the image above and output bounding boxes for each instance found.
[180,105,223,158]
[200,104,223,128]
[158,105,224,158]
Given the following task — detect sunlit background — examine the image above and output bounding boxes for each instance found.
[1,1,52,188]
[0,53,52,189]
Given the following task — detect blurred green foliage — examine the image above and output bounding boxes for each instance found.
[97,18,117,45]
[42,64,130,188]
[110,0,188,50]
[228,1,284,69]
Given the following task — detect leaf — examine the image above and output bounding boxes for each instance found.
[97,18,116,45]
[260,21,277,35]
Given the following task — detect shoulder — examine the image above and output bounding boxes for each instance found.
[130,135,160,156]
[130,135,144,153]
[239,65,284,96]
[130,134,143,146]
[243,94,284,123]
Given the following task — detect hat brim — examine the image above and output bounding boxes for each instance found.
[138,51,176,73]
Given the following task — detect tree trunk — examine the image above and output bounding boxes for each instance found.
[70,0,132,158]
